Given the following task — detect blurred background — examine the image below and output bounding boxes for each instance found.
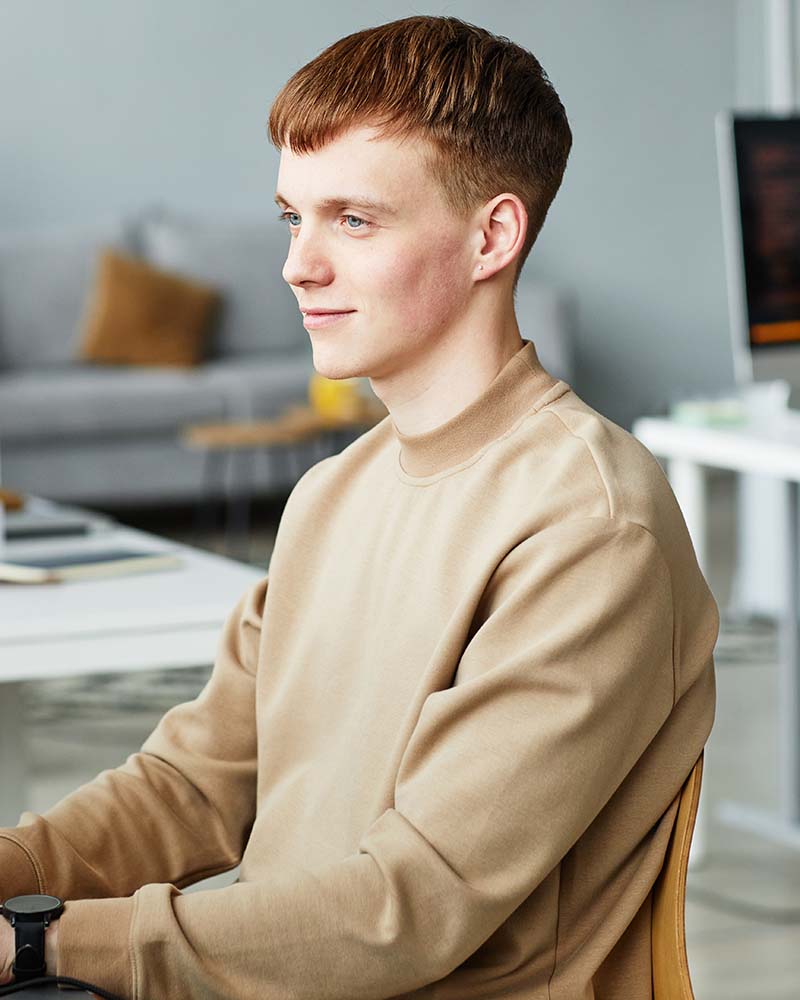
[1,0,753,430]
[2,2,800,997]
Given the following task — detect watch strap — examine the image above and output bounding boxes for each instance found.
[12,920,46,982]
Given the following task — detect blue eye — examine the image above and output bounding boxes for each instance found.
[278,211,301,227]
[344,215,366,229]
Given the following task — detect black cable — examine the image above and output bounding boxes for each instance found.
[0,974,124,998]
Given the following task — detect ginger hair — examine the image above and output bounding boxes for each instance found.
[268,15,572,279]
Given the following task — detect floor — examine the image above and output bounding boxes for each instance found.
[20,470,800,998]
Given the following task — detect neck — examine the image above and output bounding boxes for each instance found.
[370,291,524,437]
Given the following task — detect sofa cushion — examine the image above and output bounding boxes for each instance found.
[0,217,136,370]
[0,353,315,443]
[140,211,305,359]
[78,249,221,368]
[0,366,229,442]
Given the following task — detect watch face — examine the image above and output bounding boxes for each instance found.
[3,894,62,916]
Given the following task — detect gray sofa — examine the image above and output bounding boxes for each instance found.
[0,209,577,507]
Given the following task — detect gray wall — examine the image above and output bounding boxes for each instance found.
[1,0,755,428]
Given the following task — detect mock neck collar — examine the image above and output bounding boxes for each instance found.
[391,339,567,480]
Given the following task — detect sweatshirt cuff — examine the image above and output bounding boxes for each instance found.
[58,895,136,1000]
[0,833,43,897]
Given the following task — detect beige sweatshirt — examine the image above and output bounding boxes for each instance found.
[0,339,718,999]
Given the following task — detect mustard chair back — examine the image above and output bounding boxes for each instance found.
[651,752,704,1000]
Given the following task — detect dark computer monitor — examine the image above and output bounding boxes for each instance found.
[716,112,800,403]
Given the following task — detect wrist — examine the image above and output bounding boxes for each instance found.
[1,893,63,982]
[44,919,59,975]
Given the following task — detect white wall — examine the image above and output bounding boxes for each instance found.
[0,0,754,428]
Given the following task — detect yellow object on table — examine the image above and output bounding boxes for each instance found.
[0,488,25,511]
[308,373,365,419]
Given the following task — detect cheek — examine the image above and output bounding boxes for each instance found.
[371,232,470,327]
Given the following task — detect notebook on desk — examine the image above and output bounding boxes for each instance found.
[5,510,99,540]
[3,497,115,541]
[0,546,182,584]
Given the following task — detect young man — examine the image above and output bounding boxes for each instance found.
[0,16,717,999]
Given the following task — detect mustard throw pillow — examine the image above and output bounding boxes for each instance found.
[78,249,220,367]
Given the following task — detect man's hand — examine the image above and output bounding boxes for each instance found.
[0,914,15,985]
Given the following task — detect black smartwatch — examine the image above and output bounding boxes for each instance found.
[1,894,64,982]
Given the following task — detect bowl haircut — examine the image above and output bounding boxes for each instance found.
[268,15,572,283]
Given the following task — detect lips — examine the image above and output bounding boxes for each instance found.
[301,308,356,330]
[300,309,355,315]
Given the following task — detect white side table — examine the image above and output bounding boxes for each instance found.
[633,413,800,858]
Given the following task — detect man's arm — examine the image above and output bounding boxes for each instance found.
[51,519,716,1000]
[0,577,265,904]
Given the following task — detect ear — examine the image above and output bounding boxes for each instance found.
[473,193,527,281]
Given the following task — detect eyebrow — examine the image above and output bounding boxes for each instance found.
[274,193,399,217]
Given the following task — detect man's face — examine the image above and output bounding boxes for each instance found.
[275,125,477,382]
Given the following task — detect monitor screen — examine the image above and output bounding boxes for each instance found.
[729,116,800,348]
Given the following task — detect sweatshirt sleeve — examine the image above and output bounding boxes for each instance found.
[0,576,265,908]
[56,518,689,1000]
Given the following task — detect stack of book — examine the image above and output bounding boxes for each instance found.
[0,546,182,584]
[0,494,182,584]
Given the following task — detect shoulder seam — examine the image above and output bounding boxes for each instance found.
[546,409,614,519]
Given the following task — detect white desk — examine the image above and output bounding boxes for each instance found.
[0,522,264,826]
[633,411,800,854]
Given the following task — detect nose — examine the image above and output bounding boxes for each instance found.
[282,229,334,289]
